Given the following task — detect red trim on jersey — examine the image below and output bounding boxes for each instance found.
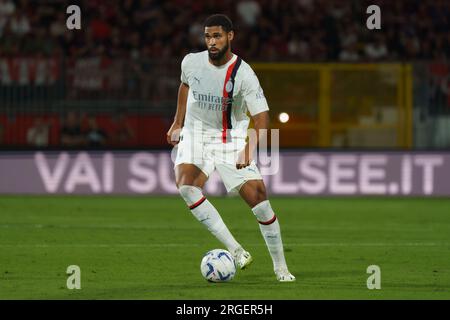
[258,215,277,225]
[189,196,206,210]
[222,60,238,143]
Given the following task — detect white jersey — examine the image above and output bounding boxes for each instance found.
[180,50,269,142]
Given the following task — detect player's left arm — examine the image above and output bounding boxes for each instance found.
[236,68,270,169]
[236,111,269,169]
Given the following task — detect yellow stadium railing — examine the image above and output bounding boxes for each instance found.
[251,63,413,148]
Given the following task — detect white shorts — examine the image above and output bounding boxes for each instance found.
[174,130,263,192]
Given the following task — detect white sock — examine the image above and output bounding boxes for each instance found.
[252,200,288,271]
[179,185,241,253]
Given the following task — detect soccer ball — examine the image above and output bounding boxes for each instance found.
[200,249,236,282]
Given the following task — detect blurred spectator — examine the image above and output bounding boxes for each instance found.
[90,7,112,41]
[9,11,30,37]
[0,0,448,149]
[49,12,66,38]
[0,0,15,37]
[0,0,14,16]
[339,24,359,49]
[189,21,204,47]
[364,35,389,61]
[110,112,135,146]
[27,118,50,147]
[288,35,311,60]
[328,2,349,20]
[339,43,360,62]
[85,115,107,147]
[237,0,261,27]
[0,0,448,62]
[60,111,85,147]
[0,122,4,144]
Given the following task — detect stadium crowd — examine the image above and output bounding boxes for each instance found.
[0,0,449,148]
[0,0,448,62]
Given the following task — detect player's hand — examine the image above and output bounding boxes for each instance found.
[166,122,182,146]
[236,144,253,169]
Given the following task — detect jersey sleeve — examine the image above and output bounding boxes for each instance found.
[242,69,269,116]
[180,53,191,85]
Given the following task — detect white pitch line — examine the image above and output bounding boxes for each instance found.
[0,243,448,248]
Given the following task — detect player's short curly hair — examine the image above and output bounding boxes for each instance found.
[204,14,234,32]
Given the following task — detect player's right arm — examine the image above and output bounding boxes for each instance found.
[166,82,189,146]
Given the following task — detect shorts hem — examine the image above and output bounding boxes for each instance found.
[174,162,211,178]
[227,177,264,193]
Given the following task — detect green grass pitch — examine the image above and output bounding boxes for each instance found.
[0,196,449,299]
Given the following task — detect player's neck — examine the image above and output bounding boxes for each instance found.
[209,51,234,67]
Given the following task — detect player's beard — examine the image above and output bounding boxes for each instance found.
[208,41,229,61]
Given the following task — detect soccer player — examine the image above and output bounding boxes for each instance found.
[166,14,295,282]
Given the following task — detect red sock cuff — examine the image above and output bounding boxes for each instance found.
[189,196,206,210]
[258,214,277,225]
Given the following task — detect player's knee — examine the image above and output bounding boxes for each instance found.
[252,185,267,206]
[178,185,204,204]
[240,180,267,207]
[175,174,203,189]
[256,190,267,204]
[175,175,186,188]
